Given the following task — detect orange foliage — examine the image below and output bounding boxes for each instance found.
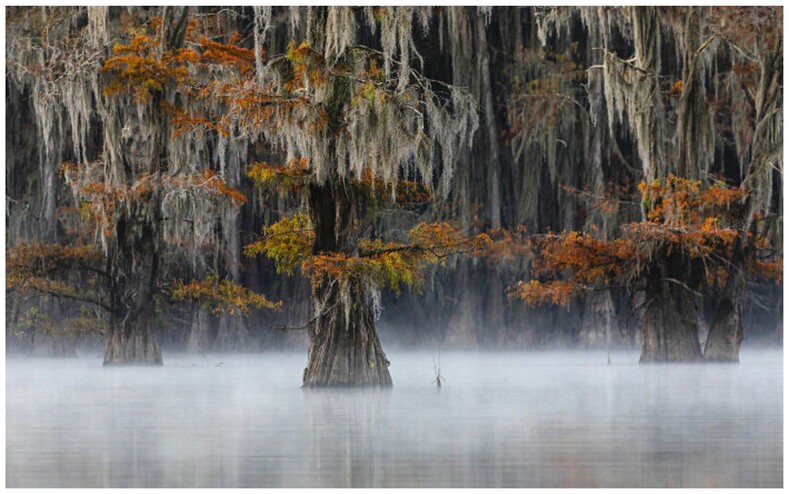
[160,101,212,137]
[483,227,532,263]
[102,17,196,101]
[511,174,780,307]
[748,258,783,284]
[171,276,281,316]
[301,223,491,292]
[197,32,256,74]
[245,217,491,293]
[510,280,582,307]
[530,231,640,284]
[7,242,106,307]
[666,79,683,97]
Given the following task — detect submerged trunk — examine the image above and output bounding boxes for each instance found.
[103,206,163,365]
[214,314,252,351]
[703,253,745,362]
[104,300,162,365]
[303,178,392,387]
[579,290,618,349]
[444,262,481,348]
[186,304,213,352]
[639,255,703,362]
[301,8,391,387]
[303,279,392,387]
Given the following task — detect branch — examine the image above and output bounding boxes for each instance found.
[658,278,702,298]
[14,282,112,313]
[695,35,716,55]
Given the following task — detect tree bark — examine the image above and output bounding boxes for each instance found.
[300,7,392,387]
[639,255,703,362]
[302,178,392,387]
[444,261,481,348]
[214,315,252,351]
[477,11,502,230]
[104,301,162,365]
[102,192,164,366]
[703,249,745,362]
[303,278,392,387]
[186,304,213,352]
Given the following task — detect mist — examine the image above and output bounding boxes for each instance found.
[6,347,782,488]
[5,5,783,488]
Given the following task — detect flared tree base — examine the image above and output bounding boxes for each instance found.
[303,280,392,388]
[103,326,163,366]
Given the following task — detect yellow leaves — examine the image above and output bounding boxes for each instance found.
[302,223,489,292]
[301,251,419,294]
[285,40,312,64]
[243,213,314,275]
[247,158,311,191]
[283,40,327,93]
[244,218,487,294]
[170,276,281,316]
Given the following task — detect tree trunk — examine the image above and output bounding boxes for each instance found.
[303,177,392,387]
[639,255,703,362]
[444,261,481,348]
[300,7,391,387]
[186,304,213,352]
[103,205,163,365]
[213,314,252,351]
[303,278,392,387]
[103,301,162,365]
[477,11,502,230]
[703,259,745,362]
[579,290,618,348]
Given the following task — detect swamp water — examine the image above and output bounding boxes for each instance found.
[6,349,782,487]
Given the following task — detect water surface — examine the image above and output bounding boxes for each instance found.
[6,349,782,487]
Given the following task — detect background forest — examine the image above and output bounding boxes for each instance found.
[6,6,783,362]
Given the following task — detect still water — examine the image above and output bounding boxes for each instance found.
[6,348,782,487]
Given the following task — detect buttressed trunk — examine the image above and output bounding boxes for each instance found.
[303,180,392,387]
[303,278,392,387]
[103,197,163,366]
[703,250,745,362]
[300,7,391,386]
[104,297,163,365]
[640,253,703,362]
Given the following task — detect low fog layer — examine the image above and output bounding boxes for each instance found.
[7,349,782,487]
